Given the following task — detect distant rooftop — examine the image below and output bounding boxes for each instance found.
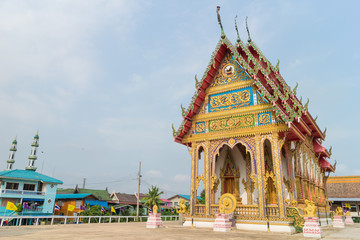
[56,193,96,200]
[168,194,202,201]
[0,169,63,184]
[327,176,360,198]
[57,187,111,201]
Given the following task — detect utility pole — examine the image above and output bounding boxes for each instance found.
[83,178,86,189]
[136,161,141,222]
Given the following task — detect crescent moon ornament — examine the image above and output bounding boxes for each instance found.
[219,193,237,214]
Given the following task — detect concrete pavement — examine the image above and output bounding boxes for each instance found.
[0,221,359,239]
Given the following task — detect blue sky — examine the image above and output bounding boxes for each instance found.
[0,1,359,197]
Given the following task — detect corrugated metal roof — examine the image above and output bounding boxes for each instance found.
[85,200,108,208]
[0,169,63,184]
[169,194,202,200]
[56,193,92,199]
[329,198,360,202]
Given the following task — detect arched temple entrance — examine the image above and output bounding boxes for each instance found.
[213,142,255,205]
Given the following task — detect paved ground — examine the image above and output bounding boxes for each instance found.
[0,221,359,240]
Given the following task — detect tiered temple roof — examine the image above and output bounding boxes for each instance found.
[173,18,334,172]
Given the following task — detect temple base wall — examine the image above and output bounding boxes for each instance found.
[183,217,295,233]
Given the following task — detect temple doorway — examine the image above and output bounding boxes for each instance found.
[213,143,254,205]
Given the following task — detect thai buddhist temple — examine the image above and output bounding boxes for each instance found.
[172,8,335,232]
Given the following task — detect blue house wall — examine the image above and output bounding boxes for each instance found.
[0,169,62,216]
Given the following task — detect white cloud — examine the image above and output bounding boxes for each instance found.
[173,174,189,183]
[333,163,348,176]
[0,0,140,118]
[147,170,162,179]
[289,59,302,69]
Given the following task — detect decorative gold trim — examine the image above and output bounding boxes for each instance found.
[183,124,288,143]
[193,104,273,122]
[206,80,253,95]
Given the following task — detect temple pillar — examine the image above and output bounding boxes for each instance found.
[255,135,265,217]
[204,140,211,216]
[295,176,302,200]
[190,143,197,215]
[271,133,286,218]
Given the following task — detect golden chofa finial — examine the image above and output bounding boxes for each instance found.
[216,6,225,37]
[246,16,251,43]
[235,15,240,42]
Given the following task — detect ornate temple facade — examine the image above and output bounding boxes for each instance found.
[173,11,335,232]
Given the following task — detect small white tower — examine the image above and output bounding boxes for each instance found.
[5,137,17,170]
[25,131,39,171]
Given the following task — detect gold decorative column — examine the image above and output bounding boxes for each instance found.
[295,176,302,200]
[189,143,197,215]
[255,135,265,216]
[204,140,211,216]
[271,133,286,218]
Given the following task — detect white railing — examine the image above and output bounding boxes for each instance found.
[0,215,179,227]
[22,207,43,212]
[1,190,45,195]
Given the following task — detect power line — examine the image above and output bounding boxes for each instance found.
[61,178,137,187]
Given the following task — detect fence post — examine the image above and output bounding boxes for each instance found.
[51,216,54,225]
[99,216,101,224]
[64,217,67,225]
[76,217,79,224]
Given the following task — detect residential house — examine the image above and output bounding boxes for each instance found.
[57,186,111,210]
[167,194,202,208]
[110,192,147,214]
[326,175,360,217]
[55,193,98,216]
[0,134,62,216]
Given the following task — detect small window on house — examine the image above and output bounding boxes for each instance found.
[58,200,64,206]
[23,184,36,191]
[37,182,43,192]
[5,182,19,190]
[75,200,82,208]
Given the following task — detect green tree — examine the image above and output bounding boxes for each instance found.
[15,203,23,212]
[142,185,164,209]
[200,189,206,204]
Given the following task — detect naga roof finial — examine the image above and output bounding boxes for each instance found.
[172,124,176,136]
[235,15,240,43]
[314,115,318,122]
[195,74,200,88]
[181,104,186,117]
[293,82,298,95]
[329,146,332,156]
[323,127,327,137]
[216,6,225,38]
[305,98,309,110]
[276,59,280,72]
[246,16,251,43]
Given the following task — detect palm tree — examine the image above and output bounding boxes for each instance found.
[142,185,164,209]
